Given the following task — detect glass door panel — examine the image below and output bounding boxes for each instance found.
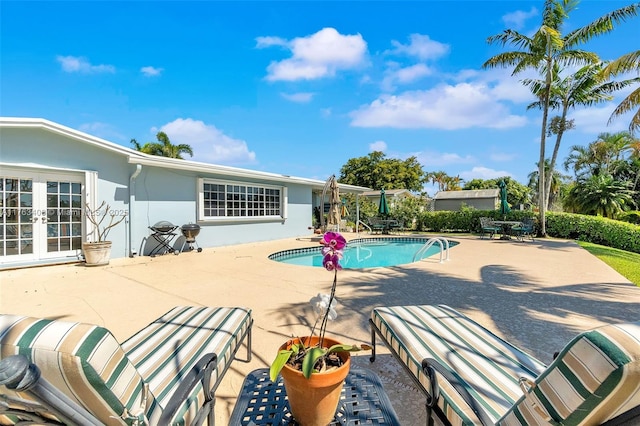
[1,178,34,257]
[45,179,83,254]
[0,169,84,264]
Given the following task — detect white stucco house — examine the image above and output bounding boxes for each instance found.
[0,117,369,268]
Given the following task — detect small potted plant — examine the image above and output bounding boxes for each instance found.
[82,201,127,266]
[270,231,370,426]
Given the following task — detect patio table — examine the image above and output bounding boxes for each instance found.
[491,220,523,240]
[229,367,401,425]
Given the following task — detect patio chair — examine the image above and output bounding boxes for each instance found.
[369,218,385,234]
[511,218,535,242]
[479,217,501,240]
[0,306,253,425]
[370,304,640,426]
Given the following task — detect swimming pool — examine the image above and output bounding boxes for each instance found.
[269,237,458,269]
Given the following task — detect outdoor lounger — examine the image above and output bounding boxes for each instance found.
[370,304,640,426]
[0,306,253,425]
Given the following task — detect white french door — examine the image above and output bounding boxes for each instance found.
[1,168,84,264]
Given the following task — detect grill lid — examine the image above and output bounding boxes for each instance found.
[151,221,175,233]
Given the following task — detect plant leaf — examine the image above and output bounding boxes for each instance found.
[269,349,293,382]
[326,343,372,353]
[302,347,326,379]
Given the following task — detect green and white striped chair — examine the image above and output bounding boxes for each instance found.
[0,306,252,425]
[370,305,640,426]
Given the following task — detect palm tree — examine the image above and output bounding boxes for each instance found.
[484,0,639,235]
[427,171,449,192]
[565,132,639,178]
[130,132,194,159]
[602,53,640,134]
[564,174,636,218]
[527,159,568,209]
[523,62,632,210]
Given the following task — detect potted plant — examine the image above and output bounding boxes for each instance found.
[270,232,370,426]
[82,201,127,266]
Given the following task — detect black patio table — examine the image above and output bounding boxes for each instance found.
[229,368,401,425]
[491,220,523,240]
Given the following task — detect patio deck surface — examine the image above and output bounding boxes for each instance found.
[1,233,639,425]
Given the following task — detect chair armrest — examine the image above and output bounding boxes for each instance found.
[159,353,217,424]
[421,358,494,426]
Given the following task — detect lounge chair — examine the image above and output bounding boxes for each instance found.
[0,306,253,425]
[370,305,640,425]
[512,218,535,242]
[479,217,501,240]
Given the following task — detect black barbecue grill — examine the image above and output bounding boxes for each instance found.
[149,221,179,256]
[180,223,202,253]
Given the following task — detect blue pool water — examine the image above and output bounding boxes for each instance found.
[269,237,457,269]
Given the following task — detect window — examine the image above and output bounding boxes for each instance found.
[200,179,285,220]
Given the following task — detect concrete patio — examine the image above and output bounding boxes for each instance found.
[1,233,639,425]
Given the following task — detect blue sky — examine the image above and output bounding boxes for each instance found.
[2,1,638,194]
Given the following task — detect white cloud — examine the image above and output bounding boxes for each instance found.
[255,36,288,48]
[56,55,115,74]
[78,122,125,141]
[257,27,368,81]
[416,151,475,167]
[321,108,332,117]
[350,83,527,129]
[281,92,315,103]
[159,118,256,165]
[459,166,512,181]
[460,67,535,103]
[490,152,518,162]
[387,34,449,61]
[571,104,630,134]
[141,66,163,77]
[382,63,433,91]
[369,140,387,152]
[502,7,538,30]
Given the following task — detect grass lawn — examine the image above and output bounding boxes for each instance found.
[578,241,640,287]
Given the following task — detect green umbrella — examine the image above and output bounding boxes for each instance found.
[499,180,510,217]
[378,189,390,216]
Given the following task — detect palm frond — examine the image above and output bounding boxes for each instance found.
[566,2,640,46]
[603,50,640,77]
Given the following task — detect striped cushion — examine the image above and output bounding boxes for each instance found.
[0,314,151,425]
[499,322,640,425]
[371,305,547,425]
[121,306,252,425]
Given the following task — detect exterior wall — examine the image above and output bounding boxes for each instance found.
[130,165,312,255]
[1,126,316,264]
[434,198,497,211]
[1,127,132,259]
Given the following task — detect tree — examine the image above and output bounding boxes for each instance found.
[564,132,638,178]
[527,159,570,209]
[483,0,639,236]
[564,174,636,218]
[130,132,194,159]
[339,151,427,191]
[523,62,629,210]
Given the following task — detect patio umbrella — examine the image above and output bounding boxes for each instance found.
[327,175,341,226]
[499,180,510,218]
[378,189,390,217]
[340,199,349,218]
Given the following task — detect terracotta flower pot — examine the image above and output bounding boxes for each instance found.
[279,336,350,426]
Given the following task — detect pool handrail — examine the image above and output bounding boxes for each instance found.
[357,220,372,235]
[413,237,450,264]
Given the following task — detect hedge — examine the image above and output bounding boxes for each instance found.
[545,212,640,254]
[414,210,640,254]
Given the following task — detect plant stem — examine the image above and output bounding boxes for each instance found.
[319,269,338,348]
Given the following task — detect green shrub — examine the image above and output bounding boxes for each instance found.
[546,212,640,254]
[618,210,640,225]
